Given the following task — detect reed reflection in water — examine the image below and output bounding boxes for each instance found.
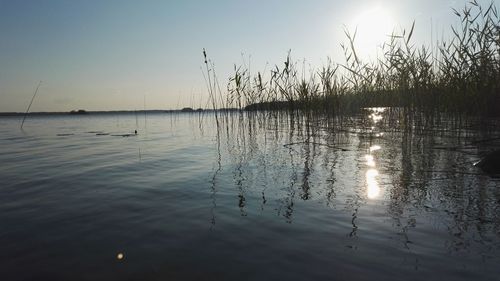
[206,107,500,279]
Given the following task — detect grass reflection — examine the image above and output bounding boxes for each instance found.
[206,107,499,259]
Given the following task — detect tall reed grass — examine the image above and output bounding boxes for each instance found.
[205,1,499,119]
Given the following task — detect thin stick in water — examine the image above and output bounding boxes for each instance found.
[21,80,42,129]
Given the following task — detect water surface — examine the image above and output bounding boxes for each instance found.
[1,111,499,281]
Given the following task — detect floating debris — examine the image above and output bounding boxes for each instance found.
[111,134,136,137]
[56,133,74,136]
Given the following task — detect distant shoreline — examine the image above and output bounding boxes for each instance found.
[0,110,179,116]
[0,108,241,117]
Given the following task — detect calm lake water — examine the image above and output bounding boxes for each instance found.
[1,110,499,281]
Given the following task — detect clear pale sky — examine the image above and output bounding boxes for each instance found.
[0,0,497,112]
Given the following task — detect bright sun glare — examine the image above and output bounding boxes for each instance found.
[350,6,396,60]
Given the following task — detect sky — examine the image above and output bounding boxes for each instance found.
[0,0,498,112]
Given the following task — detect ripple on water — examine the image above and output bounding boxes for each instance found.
[0,112,499,281]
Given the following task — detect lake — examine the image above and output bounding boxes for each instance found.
[1,109,499,281]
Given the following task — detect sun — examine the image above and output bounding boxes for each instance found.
[349,6,396,60]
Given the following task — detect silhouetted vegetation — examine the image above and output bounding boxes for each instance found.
[70,109,88,114]
[205,1,500,118]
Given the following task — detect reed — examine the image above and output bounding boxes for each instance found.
[20,81,42,129]
[214,1,499,120]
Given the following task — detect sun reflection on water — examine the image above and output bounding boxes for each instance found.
[366,168,380,199]
[364,153,381,199]
[365,154,376,167]
[364,108,386,200]
[368,107,386,124]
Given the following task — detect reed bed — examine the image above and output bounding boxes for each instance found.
[203,1,499,122]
